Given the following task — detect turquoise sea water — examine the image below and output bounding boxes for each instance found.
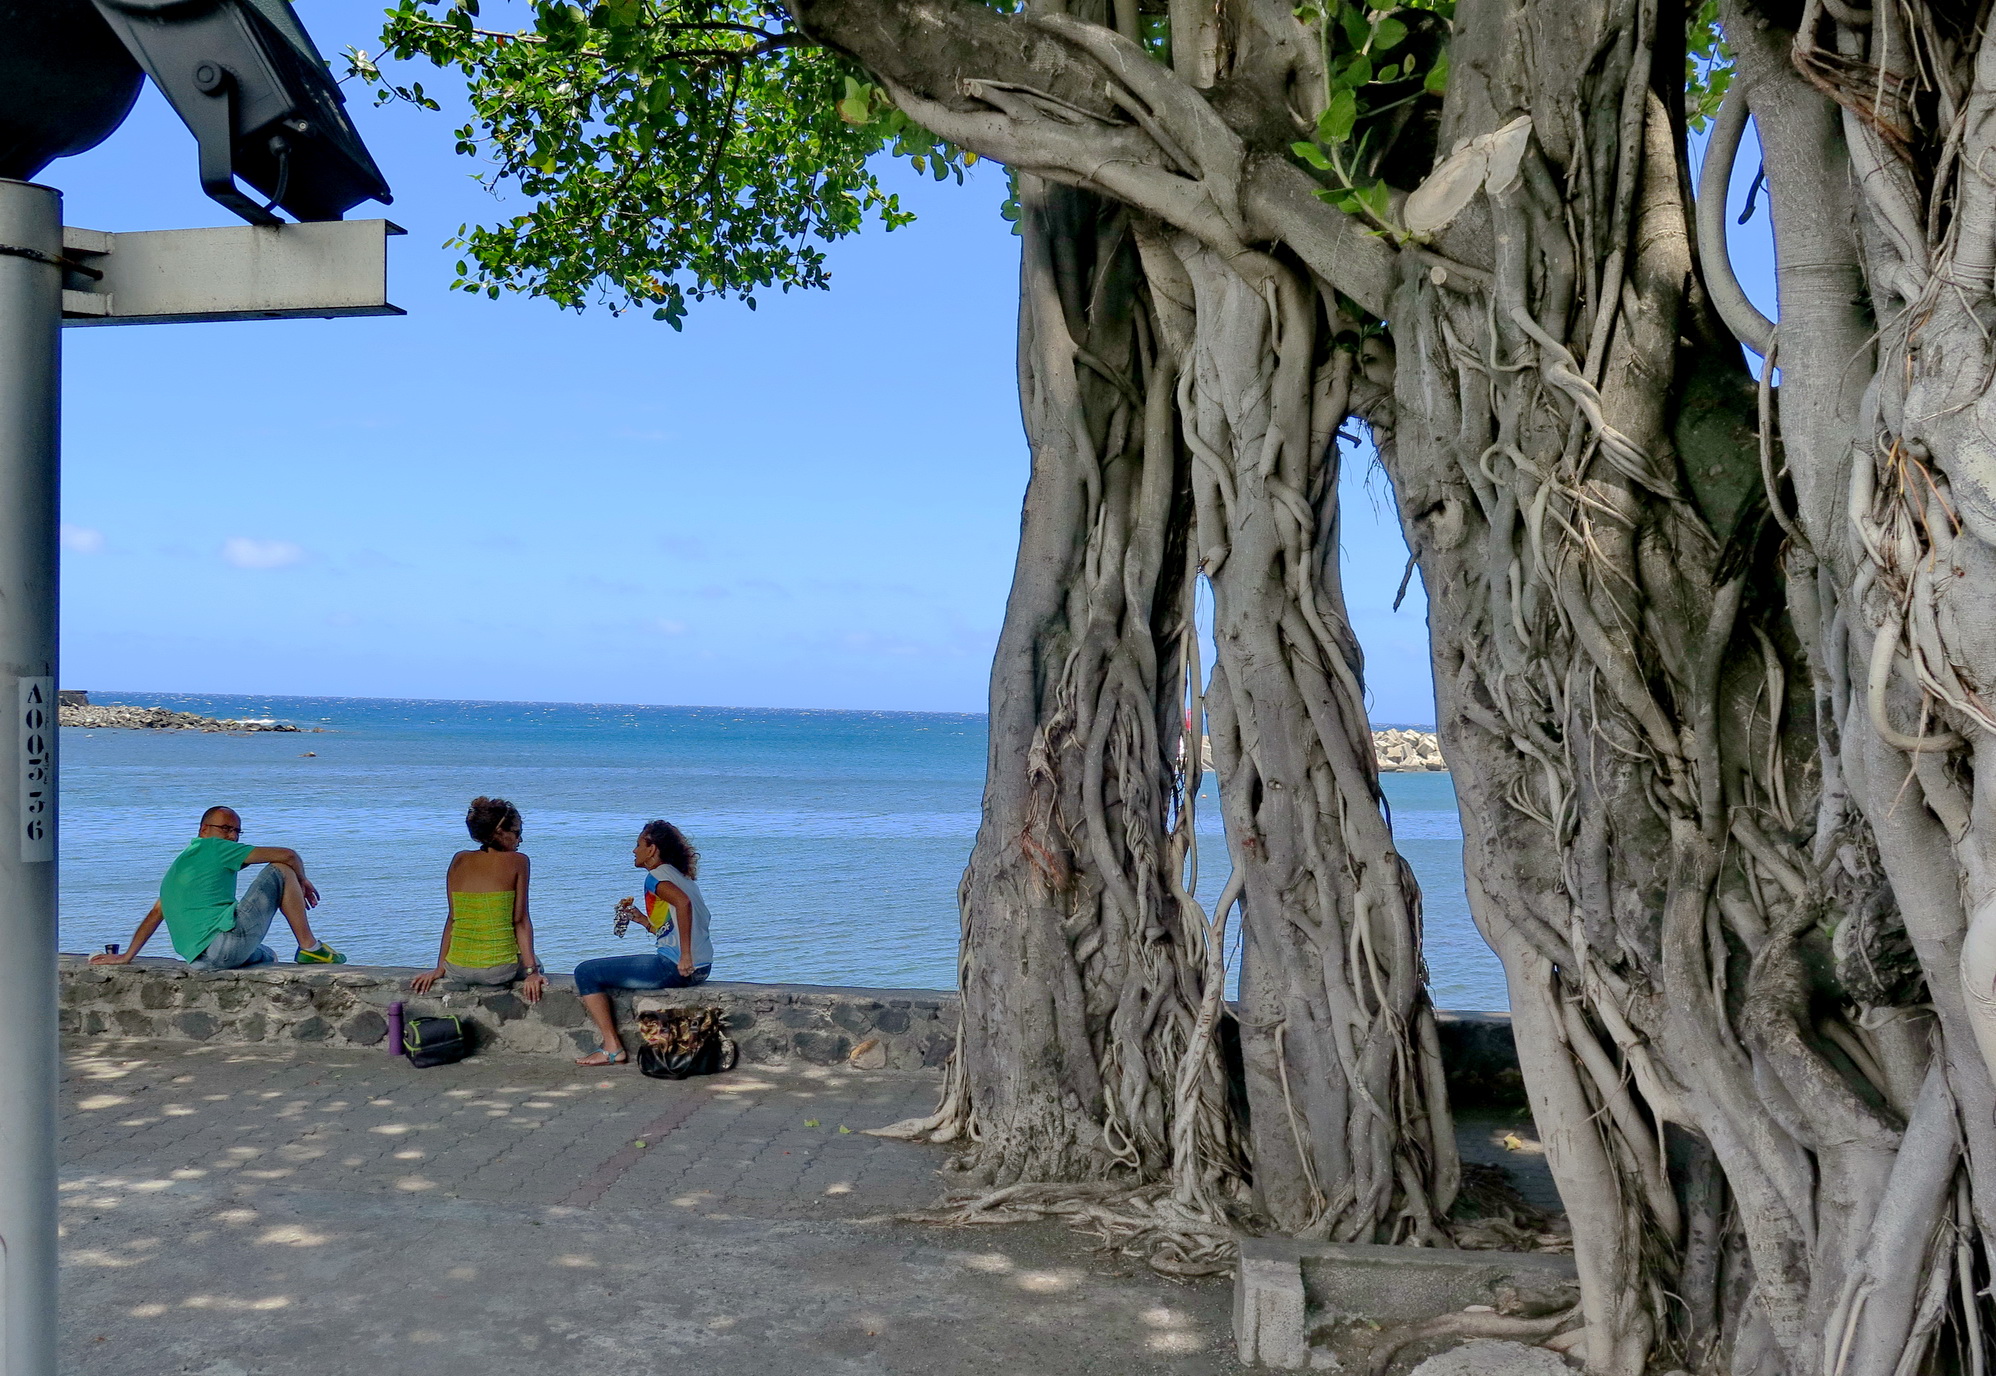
[57,693,1508,1008]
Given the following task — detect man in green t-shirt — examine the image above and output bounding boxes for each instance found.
[91,806,346,969]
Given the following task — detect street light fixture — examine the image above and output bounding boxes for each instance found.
[1,0,391,226]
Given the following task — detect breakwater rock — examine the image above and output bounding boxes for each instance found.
[59,702,303,733]
[1202,729,1449,773]
[1374,728,1445,772]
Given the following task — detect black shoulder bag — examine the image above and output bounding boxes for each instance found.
[402,1014,471,1068]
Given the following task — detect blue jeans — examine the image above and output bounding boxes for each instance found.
[572,953,710,998]
[189,865,286,971]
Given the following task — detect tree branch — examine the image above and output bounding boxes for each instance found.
[786,0,1398,315]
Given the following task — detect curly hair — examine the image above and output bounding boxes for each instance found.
[639,819,698,877]
[465,796,522,848]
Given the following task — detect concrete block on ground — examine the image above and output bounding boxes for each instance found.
[1235,1237,1578,1367]
[1235,1249,1309,1368]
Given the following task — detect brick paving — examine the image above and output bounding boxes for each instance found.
[58,1040,1242,1375]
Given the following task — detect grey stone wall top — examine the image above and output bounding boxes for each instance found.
[57,957,1520,1097]
[60,955,957,1004]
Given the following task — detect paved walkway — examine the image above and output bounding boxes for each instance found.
[58,1040,1241,1375]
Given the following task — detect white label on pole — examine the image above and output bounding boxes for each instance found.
[18,677,53,863]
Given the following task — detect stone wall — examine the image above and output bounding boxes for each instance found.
[58,958,956,1071]
[58,958,1520,1099]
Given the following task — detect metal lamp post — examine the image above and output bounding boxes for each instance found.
[0,174,62,1376]
[0,2,400,1368]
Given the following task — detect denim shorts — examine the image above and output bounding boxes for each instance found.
[190,865,285,971]
[572,952,710,998]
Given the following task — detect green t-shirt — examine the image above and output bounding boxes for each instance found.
[159,837,257,960]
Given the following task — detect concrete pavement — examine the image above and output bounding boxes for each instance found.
[58,1039,1240,1375]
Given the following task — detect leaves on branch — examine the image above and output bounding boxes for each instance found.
[1287,0,1452,242]
[352,0,972,327]
[1684,0,1733,133]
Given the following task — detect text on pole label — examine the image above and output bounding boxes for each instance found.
[19,677,54,863]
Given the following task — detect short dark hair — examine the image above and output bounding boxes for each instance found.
[639,819,698,878]
[199,805,237,828]
[465,796,522,848]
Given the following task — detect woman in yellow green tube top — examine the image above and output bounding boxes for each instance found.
[410,796,547,1003]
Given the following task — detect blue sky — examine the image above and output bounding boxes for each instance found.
[44,3,1780,724]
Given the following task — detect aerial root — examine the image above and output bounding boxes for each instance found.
[859,1180,1240,1278]
[1364,1304,1583,1375]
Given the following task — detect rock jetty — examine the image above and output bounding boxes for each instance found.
[58,700,302,733]
[1199,728,1448,772]
[1374,727,1446,772]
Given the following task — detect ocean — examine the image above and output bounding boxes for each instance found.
[57,693,1509,1009]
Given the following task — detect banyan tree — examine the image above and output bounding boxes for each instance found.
[366,0,1996,1366]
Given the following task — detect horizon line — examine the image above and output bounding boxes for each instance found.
[67,687,1441,731]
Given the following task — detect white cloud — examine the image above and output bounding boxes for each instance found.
[222,537,305,570]
[655,619,687,635]
[61,524,104,555]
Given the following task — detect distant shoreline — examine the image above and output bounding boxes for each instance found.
[57,693,309,734]
[71,687,1442,729]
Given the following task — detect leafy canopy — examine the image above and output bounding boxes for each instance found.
[352,0,970,327]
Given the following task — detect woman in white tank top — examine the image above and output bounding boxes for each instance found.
[572,819,713,1066]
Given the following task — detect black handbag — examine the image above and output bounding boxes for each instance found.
[636,1008,738,1080]
[403,1015,471,1068]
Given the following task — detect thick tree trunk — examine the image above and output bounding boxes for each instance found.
[1376,0,1996,1368]
[884,173,1239,1210]
[812,0,1459,1247]
[1144,230,1458,1238]
[1368,0,1847,1367]
[1711,0,1996,1367]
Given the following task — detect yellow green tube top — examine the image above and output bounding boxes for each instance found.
[445,890,519,968]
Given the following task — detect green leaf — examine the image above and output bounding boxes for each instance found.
[1342,52,1372,87]
[1320,88,1358,143]
[1372,16,1407,49]
[1291,140,1333,169]
[1424,52,1450,94]
[1340,6,1370,48]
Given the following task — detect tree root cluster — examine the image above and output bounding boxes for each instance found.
[868,1179,1240,1278]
